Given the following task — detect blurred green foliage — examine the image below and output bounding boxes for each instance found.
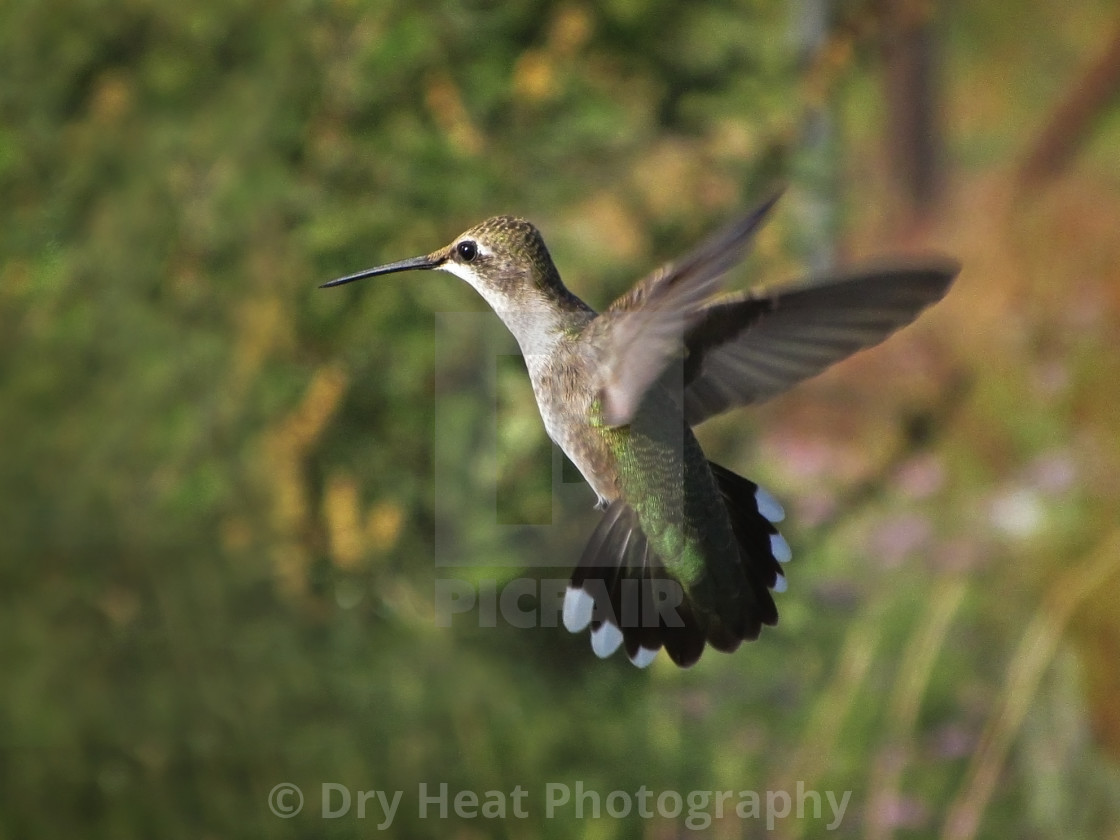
[3,0,1120,838]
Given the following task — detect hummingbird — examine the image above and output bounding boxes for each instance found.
[323,193,958,668]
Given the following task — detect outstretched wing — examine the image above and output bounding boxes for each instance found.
[593,191,782,427]
[681,260,960,425]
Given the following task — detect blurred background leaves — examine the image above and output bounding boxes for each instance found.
[2,0,1120,837]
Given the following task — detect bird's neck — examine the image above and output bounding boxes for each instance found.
[490,293,592,357]
[441,263,594,356]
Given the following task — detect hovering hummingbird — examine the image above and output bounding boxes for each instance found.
[323,193,958,668]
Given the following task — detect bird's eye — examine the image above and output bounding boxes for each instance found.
[456,240,478,262]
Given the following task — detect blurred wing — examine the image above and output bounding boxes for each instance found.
[596,191,782,427]
[682,260,960,425]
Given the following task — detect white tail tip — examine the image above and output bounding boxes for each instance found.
[562,587,594,633]
[591,621,624,658]
[755,486,786,523]
[770,533,792,563]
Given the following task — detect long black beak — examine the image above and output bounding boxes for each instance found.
[320,254,443,288]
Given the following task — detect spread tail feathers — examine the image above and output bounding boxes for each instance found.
[563,462,791,667]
